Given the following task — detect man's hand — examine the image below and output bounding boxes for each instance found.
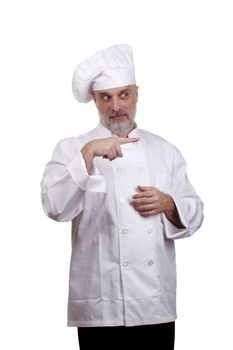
[81,136,139,174]
[131,185,185,228]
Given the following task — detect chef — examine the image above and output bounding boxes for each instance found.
[41,44,204,350]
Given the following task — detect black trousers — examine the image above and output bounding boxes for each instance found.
[77,321,175,350]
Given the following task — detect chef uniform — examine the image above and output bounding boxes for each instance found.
[41,45,204,349]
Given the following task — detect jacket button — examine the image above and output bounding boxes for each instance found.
[148,260,154,266]
[139,166,145,172]
[147,228,153,234]
[116,167,122,172]
[122,228,128,234]
[119,197,126,203]
[123,262,129,267]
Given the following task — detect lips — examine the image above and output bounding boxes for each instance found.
[110,114,126,119]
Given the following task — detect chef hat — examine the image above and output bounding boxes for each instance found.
[72,44,136,103]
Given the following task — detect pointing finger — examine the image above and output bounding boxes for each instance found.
[115,143,123,157]
[118,137,139,145]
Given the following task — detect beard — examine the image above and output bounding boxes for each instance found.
[99,107,137,136]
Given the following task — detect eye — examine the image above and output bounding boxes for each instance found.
[102,95,111,101]
[120,92,129,99]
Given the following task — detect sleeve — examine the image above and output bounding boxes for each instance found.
[162,147,204,239]
[40,138,106,222]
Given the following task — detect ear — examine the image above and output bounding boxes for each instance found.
[92,91,97,103]
[135,85,139,102]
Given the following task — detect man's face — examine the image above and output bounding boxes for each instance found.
[93,85,139,136]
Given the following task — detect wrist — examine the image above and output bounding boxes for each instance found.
[163,195,175,218]
[164,195,185,229]
[81,142,94,162]
[81,142,95,174]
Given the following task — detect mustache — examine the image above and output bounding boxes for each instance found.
[109,110,128,118]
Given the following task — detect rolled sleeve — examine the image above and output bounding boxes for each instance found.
[67,151,106,193]
[162,195,189,239]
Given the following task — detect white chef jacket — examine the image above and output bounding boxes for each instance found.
[41,122,204,327]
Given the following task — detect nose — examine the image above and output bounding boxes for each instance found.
[111,96,120,112]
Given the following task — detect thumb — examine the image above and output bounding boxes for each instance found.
[137,185,151,191]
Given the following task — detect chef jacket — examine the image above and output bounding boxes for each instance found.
[41,122,204,327]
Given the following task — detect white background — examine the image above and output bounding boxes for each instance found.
[0,0,232,349]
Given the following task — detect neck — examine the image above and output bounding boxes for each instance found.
[117,123,137,138]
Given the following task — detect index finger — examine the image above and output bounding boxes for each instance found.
[118,137,140,145]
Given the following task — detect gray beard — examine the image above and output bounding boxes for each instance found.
[99,109,136,136]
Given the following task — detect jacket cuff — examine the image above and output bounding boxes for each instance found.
[67,152,106,193]
[162,195,189,239]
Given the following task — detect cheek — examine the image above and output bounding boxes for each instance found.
[97,102,109,115]
[126,101,136,113]
[121,100,132,110]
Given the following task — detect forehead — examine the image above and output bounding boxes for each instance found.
[94,85,136,95]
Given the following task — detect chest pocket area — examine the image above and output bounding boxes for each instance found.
[155,173,172,194]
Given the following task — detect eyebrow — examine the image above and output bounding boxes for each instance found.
[99,88,130,96]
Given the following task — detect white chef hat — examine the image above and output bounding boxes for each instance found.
[72,44,136,103]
